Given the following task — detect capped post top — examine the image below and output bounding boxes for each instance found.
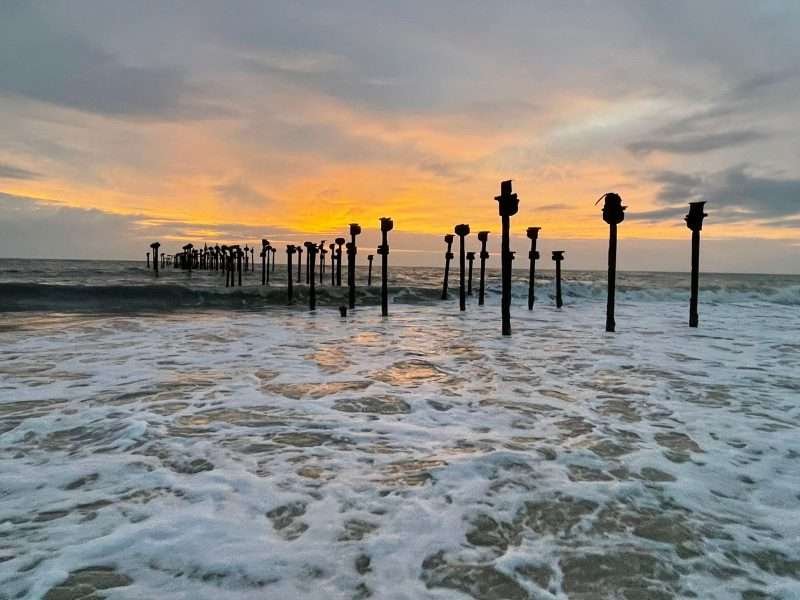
[335,237,346,246]
[526,227,541,240]
[150,241,161,249]
[296,245,303,253]
[380,216,394,232]
[183,243,193,251]
[368,254,374,260]
[304,241,317,253]
[597,192,626,225]
[495,180,519,217]
[477,230,490,242]
[552,250,565,260]
[466,251,476,260]
[262,239,269,248]
[455,223,471,237]
[444,234,455,244]
[685,201,708,231]
[349,223,362,236]
[286,244,296,253]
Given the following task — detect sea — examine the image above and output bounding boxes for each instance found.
[1,259,799,599]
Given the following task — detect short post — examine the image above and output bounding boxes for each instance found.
[347,223,361,309]
[286,245,295,304]
[379,217,393,317]
[304,242,317,311]
[495,180,519,336]
[454,224,470,311]
[552,250,564,308]
[296,245,303,284]
[527,227,541,310]
[441,234,455,300]
[685,201,707,328]
[150,242,160,277]
[146,252,150,269]
[598,193,626,332]
[367,254,374,287]
[466,252,475,295]
[335,237,345,287]
[477,231,489,306]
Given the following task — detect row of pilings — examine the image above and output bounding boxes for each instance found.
[146,180,707,333]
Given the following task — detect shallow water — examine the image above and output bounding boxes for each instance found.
[1,263,799,599]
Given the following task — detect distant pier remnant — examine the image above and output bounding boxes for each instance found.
[441,234,455,300]
[685,201,708,328]
[146,252,150,269]
[305,241,318,311]
[261,239,270,285]
[378,217,393,317]
[183,244,194,274]
[319,242,327,284]
[244,245,250,271]
[234,245,243,286]
[598,192,626,332]
[286,245,296,304]
[496,180,519,336]
[335,238,345,287]
[552,250,565,308]
[367,254,374,287]
[455,224,470,311]
[526,227,541,310]
[271,247,276,273]
[348,223,361,309]
[329,243,337,286]
[477,231,489,306]
[466,252,475,295]
[150,242,161,277]
[296,244,303,284]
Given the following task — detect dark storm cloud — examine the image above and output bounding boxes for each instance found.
[0,162,41,180]
[0,3,218,119]
[631,167,800,224]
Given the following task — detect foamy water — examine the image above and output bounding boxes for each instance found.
[1,261,799,599]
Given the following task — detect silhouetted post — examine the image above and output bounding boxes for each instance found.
[335,237,345,287]
[271,247,276,273]
[552,251,565,308]
[286,245,295,304]
[685,201,708,328]
[184,244,194,274]
[150,242,160,277]
[235,246,243,286]
[441,234,455,300]
[379,217,393,317]
[496,180,519,336]
[250,247,255,272]
[261,240,269,285]
[367,254,374,286]
[146,252,150,269]
[296,245,303,284]
[466,252,475,295]
[305,242,317,311]
[319,242,326,284]
[526,227,541,310]
[598,193,626,332]
[477,231,489,306]
[161,253,165,269]
[329,243,337,286]
[221,246,229,287]
[347,224,361,309]
[455,224,470,311]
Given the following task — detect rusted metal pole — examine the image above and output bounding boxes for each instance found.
[466,252,475,295]
[286,245,295,304]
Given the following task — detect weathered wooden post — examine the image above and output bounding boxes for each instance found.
[329,243,337,286]
[367,254,374,287]
[250,247,255,272]
[296,245,303,284]
[270,247,276,273]
[527,227,541,310]
[286,245,295,304]
[261,240,269,285]
[304,242,317,311]
[466,252,475,295]
[685,201,707,328]
[335,237,345,287]
[319,242,327,285]
[146,252,150,269]
[378,217,393,317]
[496,180,519,336]
[348,223,361,309]
[598,193,626,332]
[454,224,470,311]
[243,245,249,271]
[552,250,564,308]
[477,231,489,306]
[150,242,161,277]
[235,245,243,286]
[441,234,455,300]
[220,245,229,287]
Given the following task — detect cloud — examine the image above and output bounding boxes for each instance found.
[213,180,274,207]
[627,130,767,155]
[0,162,41,180]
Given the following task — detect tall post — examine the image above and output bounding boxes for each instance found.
[367,254,374,287]
[184,244,194,274]
[271,247,276,273]
[379,217,393,317]
[243,245,249,272]
[466,252,475,295]
[305,242,317,311]
[686,201,708,328]
[335,237,345,287]
[286,245,295,304]
[261,240,269,285]
[552,251,564,308]
[330,243,337,286]
[150,242,160,277]
[441,234,455,300]
[146,252,150,269]
[296,245,303,284]
[235,245,243,286]
[477,231,489,306]
[599,193,626,333]
[319,242,326,285]
[455,224,470,311]
[348,223,361,309]
[221,246,229,287]
[527,227,541,310]
[496,180,519,336]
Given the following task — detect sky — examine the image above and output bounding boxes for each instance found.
[1,1,799,272]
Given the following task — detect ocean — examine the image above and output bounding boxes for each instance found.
[1,259,799,599]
